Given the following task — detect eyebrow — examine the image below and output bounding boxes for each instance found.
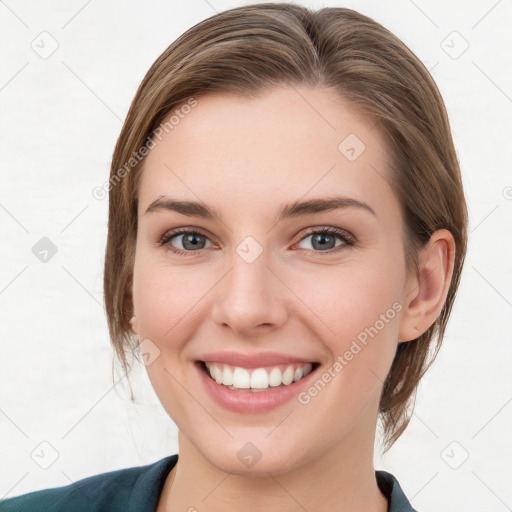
[144,195,376,220]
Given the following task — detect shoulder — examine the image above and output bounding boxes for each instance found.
[376,470,419,512]
[0,454,178,512]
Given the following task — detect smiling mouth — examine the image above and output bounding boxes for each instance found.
[197,361,320,392]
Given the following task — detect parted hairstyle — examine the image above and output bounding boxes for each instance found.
[104,2,468,452]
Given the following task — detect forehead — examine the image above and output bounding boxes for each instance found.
[138,85,396,221]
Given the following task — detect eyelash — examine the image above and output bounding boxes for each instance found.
[158,226,355,256]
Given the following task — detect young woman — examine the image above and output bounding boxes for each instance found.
[1,3,467,511]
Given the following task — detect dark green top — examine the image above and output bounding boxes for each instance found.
[0,454,417,511]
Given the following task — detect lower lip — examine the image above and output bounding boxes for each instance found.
[195,362,319,413]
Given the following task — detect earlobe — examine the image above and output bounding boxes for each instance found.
[129,314,138,336]
[398,229,456,342]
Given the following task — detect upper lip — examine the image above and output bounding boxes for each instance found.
[197,351,318,369]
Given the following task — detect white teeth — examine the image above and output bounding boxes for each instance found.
[212,364,222,384]
[232,367,251,389]
[282,365,294,385]
[250,368,269,389]
[204,361,315,390]
[269,367,282,387]
[222,365,233,386]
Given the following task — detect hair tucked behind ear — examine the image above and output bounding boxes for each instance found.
[104,2,468,452]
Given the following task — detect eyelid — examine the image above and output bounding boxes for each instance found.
[294,225,354,242]
[158,227,217,256]
[158,226,213,246]
[158,225,355,255]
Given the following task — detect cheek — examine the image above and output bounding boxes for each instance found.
[131,253,208,427]
[294,253,404,341]
[289,266,403,430]
[132,251,211,343]
[291,252,404,402]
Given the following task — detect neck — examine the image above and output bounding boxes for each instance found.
[157,413,388,512]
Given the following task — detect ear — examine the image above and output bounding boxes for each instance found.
[129,314,139,336]
[127,272,137,335]
[398,229,456,342]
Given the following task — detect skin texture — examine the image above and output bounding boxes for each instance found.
[130,85,455,512]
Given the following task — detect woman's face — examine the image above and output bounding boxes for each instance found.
[132,85,415,474]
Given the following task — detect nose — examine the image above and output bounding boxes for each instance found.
[211,248,288,337]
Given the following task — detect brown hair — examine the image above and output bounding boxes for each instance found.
[104,2,468,452]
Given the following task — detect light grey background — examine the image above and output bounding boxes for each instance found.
[1,1,511,510]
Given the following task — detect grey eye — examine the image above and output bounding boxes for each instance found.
[296,231,345,251]
[170,232,212,251]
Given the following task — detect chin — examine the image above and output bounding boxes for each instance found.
[198,436,303,477]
